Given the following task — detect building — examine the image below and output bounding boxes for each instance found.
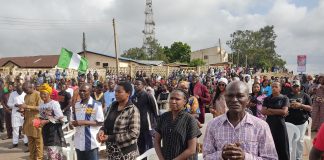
[190,46,228,66]
[0,51,165,78]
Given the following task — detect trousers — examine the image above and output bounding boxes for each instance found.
[12,126,28,144]
[27,136,43,160]
[295,121,308,160]
[76,148,99,160]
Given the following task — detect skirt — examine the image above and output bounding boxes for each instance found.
[44,146,64,160]
[106,143,139,160]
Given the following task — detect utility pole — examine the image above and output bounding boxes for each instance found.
[82,32,87,59]
[113,18,119,78]
[219,38,222,63]
[245,55,248,68]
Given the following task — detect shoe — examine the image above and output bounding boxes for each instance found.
[9,144,18,149]
[24,143,28,147]
[1,136,12,140]
[24,149,29,153]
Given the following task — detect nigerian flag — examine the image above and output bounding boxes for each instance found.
[57,48,88,73]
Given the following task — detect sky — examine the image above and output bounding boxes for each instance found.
[0,0,323,74]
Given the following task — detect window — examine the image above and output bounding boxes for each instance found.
[103,63,108,68]
[96,62,100,66]
[204,55,208,59]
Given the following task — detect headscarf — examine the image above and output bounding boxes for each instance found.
[39,83,52,94]
[218,77,228,85]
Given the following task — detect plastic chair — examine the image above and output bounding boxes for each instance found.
[198,123,207,144]
[62,130,76,160]
[205,113,214,123]
[98,143,106,151]
[197,153,203,160]
[285,122,300,160]
[136,148,157,160]
[303,117,312,153]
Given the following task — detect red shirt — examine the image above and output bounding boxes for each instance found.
[50,88,59,101]
[313,123,324,159]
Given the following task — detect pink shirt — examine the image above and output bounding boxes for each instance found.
[203,113,278,159]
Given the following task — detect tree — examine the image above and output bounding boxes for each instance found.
[189,58,206,67]
[165,42,191,63]
[226,25,286,69]
[121,47,148,60]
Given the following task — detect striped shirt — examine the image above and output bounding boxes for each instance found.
[203,112,278,160]
[73,97,104,151]
[155,110,201,160]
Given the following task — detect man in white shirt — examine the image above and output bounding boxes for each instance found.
[72,83,104,160]
[7,83,28,149]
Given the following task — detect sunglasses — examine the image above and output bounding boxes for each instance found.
[218,83,226,87]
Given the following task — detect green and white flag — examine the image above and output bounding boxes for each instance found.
[57,48,88,73]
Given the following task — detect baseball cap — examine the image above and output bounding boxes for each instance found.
[292,80,301,87]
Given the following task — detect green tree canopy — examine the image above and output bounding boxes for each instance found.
[122,40,191,64]
[122,47,148,60]
[226,25,286,69]
[165,42,191,63]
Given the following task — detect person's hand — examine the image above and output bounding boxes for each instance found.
[292,102,302,109]
[222,143,245,160]
[4,107,11,113]
[71,120,80,127]
[40,120,48,126]
[96,130,108,143]
[18,104,28,109]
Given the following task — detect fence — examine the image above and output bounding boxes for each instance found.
[0,65,210,81]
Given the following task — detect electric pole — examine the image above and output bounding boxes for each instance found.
[113,18,119,78]
[219,38,222,63]
[82,32,87,59]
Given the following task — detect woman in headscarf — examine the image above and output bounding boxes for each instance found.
[210,78,228,118]
[38,83,66,160]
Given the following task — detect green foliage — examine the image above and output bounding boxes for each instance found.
[165,42,191,63]
[226,25,286,69]
[121,47,148,60]
[189,58,206,67]
[122,40,191,64]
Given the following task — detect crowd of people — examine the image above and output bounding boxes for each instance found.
[0,67,323,160]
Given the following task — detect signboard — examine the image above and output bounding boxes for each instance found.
[297,55,306,73]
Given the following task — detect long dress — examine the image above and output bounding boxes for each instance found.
[39,100,66,160]
[263,94,290,160]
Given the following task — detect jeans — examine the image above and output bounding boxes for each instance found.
[76,148,99,160]
[295,121,308,160]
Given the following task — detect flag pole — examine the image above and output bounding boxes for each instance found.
[113,18,119,79]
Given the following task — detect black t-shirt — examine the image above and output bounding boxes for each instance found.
[285,92,312,125]
[58,90,71,112]
[263,94,289,120]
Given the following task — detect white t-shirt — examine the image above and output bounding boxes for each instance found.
[39,100,63,121]
[73,97,104,151]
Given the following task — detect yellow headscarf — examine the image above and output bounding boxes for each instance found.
[39,83,52,94]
